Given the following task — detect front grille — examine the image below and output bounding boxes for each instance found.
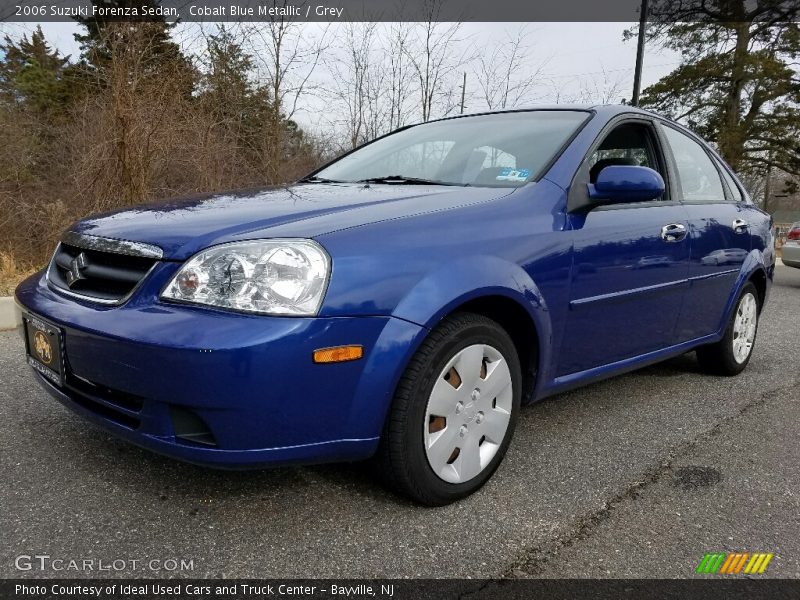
[68,374,145,414]
[48,242,158,304]
[39,371,144,430]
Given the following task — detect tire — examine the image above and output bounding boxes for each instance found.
[374,312,522,506]
[696,282,760,376]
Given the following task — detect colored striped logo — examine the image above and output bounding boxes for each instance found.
[696,552,774,574]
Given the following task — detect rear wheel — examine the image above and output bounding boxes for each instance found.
[696,282,760,376]
[375,312,522,506]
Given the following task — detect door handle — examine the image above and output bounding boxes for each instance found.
[661,223,687,242]
[732,219,749,234]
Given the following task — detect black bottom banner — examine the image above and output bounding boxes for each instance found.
[2,579,800,600]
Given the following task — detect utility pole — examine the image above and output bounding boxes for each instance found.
[460,72,466,114]
[631,0,649,106]
[763,152,773,212]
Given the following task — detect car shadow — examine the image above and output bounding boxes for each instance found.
[521,351,712,421]
[43,414,407,507]
[636,352,704,377]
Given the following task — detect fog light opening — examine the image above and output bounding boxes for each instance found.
[170,406,218,447]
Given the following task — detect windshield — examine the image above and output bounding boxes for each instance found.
[314,110,590,187]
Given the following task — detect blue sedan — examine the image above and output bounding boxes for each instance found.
[15,105,774,505]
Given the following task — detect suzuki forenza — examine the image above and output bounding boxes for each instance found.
[16,106,774,505]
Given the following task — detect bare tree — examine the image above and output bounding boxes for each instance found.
[385,22,414,131]
[325,22,383,149]
[69,23,194,208]
[548,66,628,105]
[245,9,329,181]
[473,26,548,111]
[405,1,470,122]
[325,21,426,148]
[576,67,628,104]
[739,165,768,206]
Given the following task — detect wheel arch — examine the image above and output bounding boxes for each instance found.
[716,252,771,337]
[391,255,551,405]
[748,267,768,313]
[439,295,540,404]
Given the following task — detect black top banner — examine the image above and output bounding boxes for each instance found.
[2,0,799,23]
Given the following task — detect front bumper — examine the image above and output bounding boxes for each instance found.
[782,242,800,268]
[15,270,425,468]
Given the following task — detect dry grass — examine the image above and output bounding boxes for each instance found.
[0,252,39,296]
[0,24,327,286]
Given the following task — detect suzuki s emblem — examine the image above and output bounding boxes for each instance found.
[66,252,88,287]
[33,331,53,365]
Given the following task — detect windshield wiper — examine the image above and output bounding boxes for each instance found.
[297,175,346,184]
[355,175,462,186]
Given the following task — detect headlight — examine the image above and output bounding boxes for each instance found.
[162,239,330,316]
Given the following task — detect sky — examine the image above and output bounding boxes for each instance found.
[2,21,682,133]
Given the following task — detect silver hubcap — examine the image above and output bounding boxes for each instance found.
[423,344,513,484]
[732,292,758,364]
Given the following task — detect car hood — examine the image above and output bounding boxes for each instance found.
[68,183,515,260]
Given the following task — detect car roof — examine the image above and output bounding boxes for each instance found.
[426,104,678,133]
[453,103,659,119]
[426,103,689,142]
[460,104,731,155]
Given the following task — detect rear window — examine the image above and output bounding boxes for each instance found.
[316,111,590,187]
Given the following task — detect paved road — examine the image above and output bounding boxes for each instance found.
[1,266,798,579]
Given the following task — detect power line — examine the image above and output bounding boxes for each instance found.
[543,60,681,81]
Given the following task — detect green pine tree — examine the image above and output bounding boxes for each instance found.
[0,25,73,117]
[200,26,260,123]
[198,26,313,181]
[632,0,800,177]
[73,0,194,90]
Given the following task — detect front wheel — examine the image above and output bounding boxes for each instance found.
[696,282,760,376]
[375,312,522,506]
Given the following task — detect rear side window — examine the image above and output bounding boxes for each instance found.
[663,126,726,203]
[716,159,745,203]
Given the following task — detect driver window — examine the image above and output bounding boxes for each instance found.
[588,123,662,190]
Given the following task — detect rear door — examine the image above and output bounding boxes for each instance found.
[558,118,690,377]
[659,124,753,341]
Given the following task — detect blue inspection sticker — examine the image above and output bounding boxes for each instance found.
[496,168,531,182]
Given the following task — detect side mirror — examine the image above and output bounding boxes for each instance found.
[587,165,665,203]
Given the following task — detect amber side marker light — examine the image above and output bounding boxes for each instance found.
[313,345,364,364]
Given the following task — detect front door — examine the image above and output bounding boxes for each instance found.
[558,120,690,377]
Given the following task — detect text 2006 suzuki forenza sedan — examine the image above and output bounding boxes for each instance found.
[16,106,774,505]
